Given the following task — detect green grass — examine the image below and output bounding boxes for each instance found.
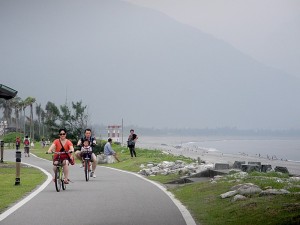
[0,162,46,213]
[170,172,300,225]
[2,144,300,225]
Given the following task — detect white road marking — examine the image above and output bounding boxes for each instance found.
[0,162,52,222]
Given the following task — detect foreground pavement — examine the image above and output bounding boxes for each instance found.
[0,149,196,225]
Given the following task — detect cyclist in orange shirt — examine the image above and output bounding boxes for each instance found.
[47,128,75,184]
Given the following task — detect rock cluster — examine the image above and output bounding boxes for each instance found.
[138,160,214,176]
[218,172,300,202]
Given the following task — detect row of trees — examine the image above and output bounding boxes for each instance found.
[0,96,89,142]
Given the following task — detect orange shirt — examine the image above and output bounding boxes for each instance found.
[53,139,73,152]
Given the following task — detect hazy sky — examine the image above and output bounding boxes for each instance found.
[1,0,300,130]
[125,0,300,78]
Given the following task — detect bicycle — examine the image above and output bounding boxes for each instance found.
[52,151,70,192]
[81,150,92,181]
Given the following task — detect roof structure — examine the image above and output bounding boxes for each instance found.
[0,84,18,100]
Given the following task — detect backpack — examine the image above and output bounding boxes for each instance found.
[24,139,30,146]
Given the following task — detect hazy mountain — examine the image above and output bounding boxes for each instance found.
[1,0,300,130]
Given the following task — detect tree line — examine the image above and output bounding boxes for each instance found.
[0,96,89,142]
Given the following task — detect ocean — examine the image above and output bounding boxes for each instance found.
[138,136,300,162]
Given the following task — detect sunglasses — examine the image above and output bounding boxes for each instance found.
[59,133,66,136]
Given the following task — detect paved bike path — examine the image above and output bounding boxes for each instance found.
[0,150,196,225]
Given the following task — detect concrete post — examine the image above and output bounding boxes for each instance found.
[0,140,4,163]
[15,150,22,185]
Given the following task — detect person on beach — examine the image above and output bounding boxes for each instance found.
[127,129,138,158]
[47,128,75,184]
[104,138,120,162]
[75,128,97,178]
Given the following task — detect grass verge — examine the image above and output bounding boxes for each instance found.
[0,161,46,213]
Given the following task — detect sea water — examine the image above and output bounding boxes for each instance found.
[181,138,300,162]
[139,136,300,162]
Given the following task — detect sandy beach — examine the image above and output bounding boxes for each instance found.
[136,136,300,176]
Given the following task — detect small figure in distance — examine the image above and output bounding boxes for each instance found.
[127,129,138,158]
[23,135,30,157]
[16,137,21,150]
[47,128,74,184]
[104,138,120,162]
[75,129,97,178]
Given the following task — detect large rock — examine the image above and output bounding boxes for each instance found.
[97,154,107,164]
[248,161,261,166]
[274,166,289,174]
[231,183,262,195]
[97,154,116,164]
[259,189,290,196]
[241,164,260,172]
[215,163,229,170]
[261,164,272,172]
[233,161,245,169]
[220,190,237,199]
[232,194,247,202]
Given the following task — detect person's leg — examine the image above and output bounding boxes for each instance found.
[52,161,58,181]
[75,150,84,167]
[113,153,120,162]
[129,147,134,158]
[91,153,97,176]
[132,147,136,157]
[63,160,69,183]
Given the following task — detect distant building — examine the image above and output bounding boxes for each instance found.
[107,125,121,142]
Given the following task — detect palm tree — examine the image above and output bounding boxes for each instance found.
[24,97,36,140]
[22,98,31,137]
[36,103,42,137]
[0,98,12,124]
[10,96,22,132]
[41,110,46,137]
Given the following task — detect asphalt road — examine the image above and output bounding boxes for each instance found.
[0,149,196,225]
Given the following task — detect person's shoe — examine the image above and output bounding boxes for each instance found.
[90,171,96,178]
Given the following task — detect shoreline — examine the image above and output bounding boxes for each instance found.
[136,136,300,176]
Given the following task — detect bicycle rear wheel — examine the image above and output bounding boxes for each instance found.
[85,159,90,181]
[55,167,61,192]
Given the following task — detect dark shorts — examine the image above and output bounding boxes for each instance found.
[24,147,30,153]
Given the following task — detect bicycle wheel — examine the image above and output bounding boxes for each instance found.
[85,159,89,181]
[55,167,61,192]
[61,169,66,190]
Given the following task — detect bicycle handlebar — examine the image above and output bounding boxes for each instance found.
[46,151,73,154]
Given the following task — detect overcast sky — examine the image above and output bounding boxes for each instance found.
[1,0,300,130]
[125,0,300,78]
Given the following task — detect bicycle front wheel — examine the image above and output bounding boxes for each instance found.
[84,159,90,181]
[61,169,66,190]
[55,167,61,192]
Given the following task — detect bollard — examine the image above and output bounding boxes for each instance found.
[15,150,22,185]
[0,140,4,163]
